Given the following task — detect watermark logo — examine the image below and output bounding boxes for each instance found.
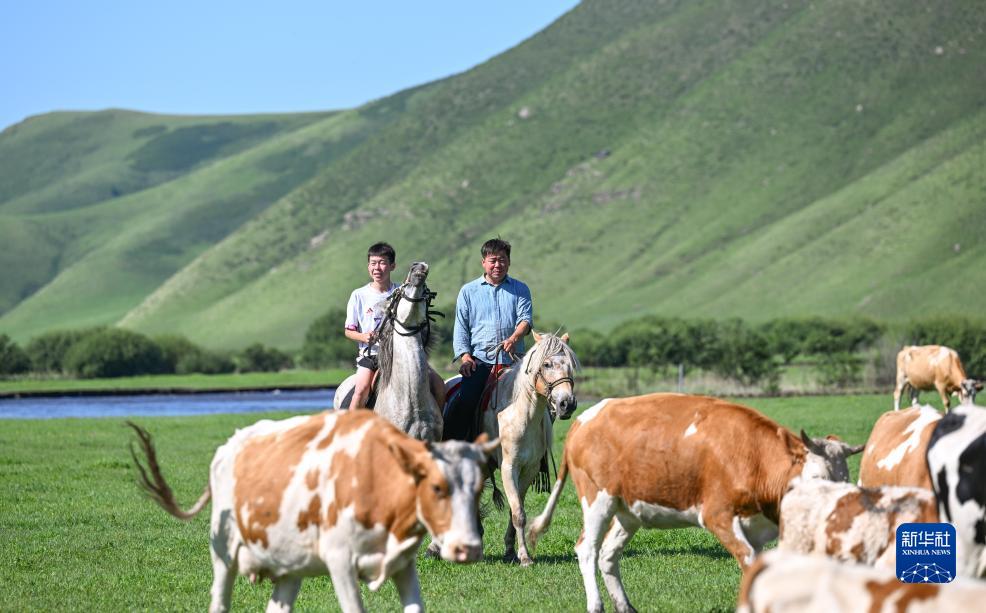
[896,523,956,583]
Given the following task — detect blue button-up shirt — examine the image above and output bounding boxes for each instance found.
[453,275,534,365]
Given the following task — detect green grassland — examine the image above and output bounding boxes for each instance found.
[0,394,885,611]
[3,0,986,350]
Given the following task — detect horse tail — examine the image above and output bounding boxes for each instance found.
[127,421,211,520]
[526,443,570,554]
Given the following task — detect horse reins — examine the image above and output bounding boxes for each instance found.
[359,281,443,362]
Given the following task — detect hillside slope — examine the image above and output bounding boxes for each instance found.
[2,0,985,349]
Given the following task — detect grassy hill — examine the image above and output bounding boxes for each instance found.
[2,0,985,349]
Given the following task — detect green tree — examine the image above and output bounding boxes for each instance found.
[63,328,166,378]
[0,334,31,375]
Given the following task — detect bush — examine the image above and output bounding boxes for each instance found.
[153,334,200,374]
[300,308,354,369]
[63,328,167,378]
[238,343,294,373]
[817,352,864,388]
[152,334,235,375]
[0,334,30,375]
[176,350,235,375]
[25,328,104,374]
[709,319,780,388]
[570,328,622,367]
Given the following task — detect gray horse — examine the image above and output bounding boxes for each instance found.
[334,262,443,441]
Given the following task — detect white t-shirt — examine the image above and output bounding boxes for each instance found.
[345,282,398,356]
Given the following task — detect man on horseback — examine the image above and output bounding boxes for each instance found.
[443,237,533,441]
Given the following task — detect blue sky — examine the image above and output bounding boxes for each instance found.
[1,0,579,131]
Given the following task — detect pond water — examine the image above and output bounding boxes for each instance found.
[0,388,335,420]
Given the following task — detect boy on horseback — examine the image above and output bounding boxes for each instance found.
[443,237,533,441]
[344,242,399,409]
[344,242,446,411]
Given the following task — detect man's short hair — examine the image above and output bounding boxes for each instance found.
[367,242,396,264]
[481,238,511,260]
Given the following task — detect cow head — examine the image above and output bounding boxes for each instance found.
[959,379,983,405]
[390,434,499,563]
[799,430,864,482]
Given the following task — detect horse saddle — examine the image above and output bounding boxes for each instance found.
[443,364,511,415]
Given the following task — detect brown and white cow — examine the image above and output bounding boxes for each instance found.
[779,480,938,568]
[894,345,982,411]
[738,550,986,613]
[128,410,498,613]
[525,393,862,613]
[858,406,941,490]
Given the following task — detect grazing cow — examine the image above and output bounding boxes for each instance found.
[893,345,981,411]
[858,406,941,490]
[779,480,937,568]
[525,393,862,613]
[926,402,986,578]
[737,550,986,613]
[128,410,498,613]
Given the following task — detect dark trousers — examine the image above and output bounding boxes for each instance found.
[443,360,493,441]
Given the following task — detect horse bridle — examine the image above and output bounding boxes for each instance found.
[525,351,575,415]
[384,282,442,337]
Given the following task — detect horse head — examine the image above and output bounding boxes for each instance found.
[390,261,432,334]
[530,331,579,420]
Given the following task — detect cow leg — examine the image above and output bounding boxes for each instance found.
[327,559,365,613]
[599,512,640,613]
[576,492,617,613]
[893,373,908,411]
[208,548,236,613]
[703,508,757,570]
[936,382,951,412]
[392,564,424,613]
[266,577,302,613]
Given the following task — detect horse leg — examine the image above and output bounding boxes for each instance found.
[501,460,523,563]
[512,472,538,567]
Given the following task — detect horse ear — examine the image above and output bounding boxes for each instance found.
[560,333,570,344]
[532,330,543,343]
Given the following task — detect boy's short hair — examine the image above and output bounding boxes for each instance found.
[481,237,511,260]
[367,242,396,264]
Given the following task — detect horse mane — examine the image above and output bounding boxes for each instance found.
[376,291,433,392]
[510,332,581,405]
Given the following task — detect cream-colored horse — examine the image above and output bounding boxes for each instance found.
[481,332,579,566]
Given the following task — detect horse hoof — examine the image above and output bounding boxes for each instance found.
[503,552,519,564]
[519,557,533,568]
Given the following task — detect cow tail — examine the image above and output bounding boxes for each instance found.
[525,444,570,554]
[127,421,211,520]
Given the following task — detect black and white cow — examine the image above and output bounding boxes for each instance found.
[926,402,986,578]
